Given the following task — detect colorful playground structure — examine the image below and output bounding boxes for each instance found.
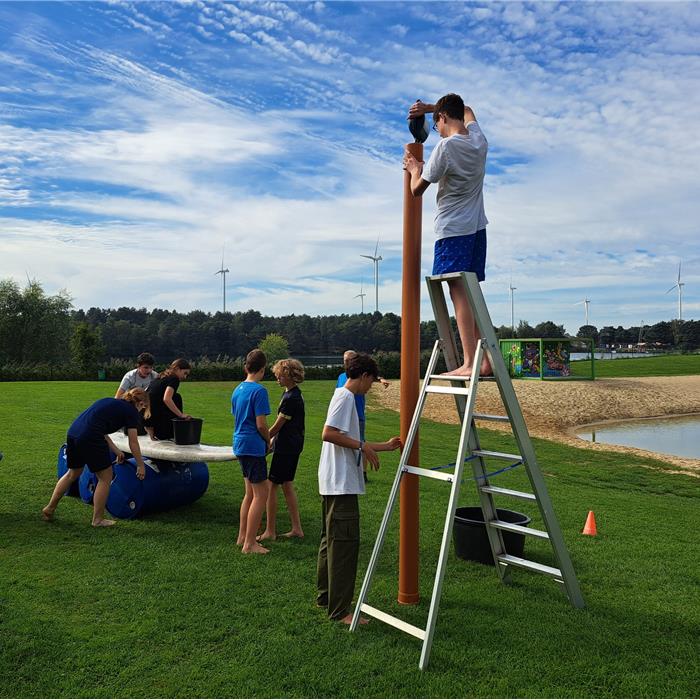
[499,337,595,380]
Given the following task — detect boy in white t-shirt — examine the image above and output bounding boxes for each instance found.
[316,353,401,624]
[403,93,492,378]
[115,352,158,399]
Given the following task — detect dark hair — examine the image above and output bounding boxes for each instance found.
[245,349,267,374]
[433,93,465,122]
[159,358,191,378]
[346,353,379,380]
[136,352,154,367]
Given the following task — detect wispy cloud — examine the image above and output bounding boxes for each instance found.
[0,1,698,333]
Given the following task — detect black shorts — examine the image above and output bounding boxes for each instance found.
[65,436,112,473]
[269,452,300,484]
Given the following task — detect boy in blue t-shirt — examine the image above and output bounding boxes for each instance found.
[231,349,271,554]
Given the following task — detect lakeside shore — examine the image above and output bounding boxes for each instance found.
[372,375,700,476]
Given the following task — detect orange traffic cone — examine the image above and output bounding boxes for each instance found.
[582,510,597,536]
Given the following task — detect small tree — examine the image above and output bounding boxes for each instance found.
[71,322,106,376]
[259,333,289,365]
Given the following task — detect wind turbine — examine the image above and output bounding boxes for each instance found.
[575,298,591,326]
[666,262,684,321]
[638,320,646,347]
[214,250,230,313]
[508,278,517,334]
[354,279,367,314]
[361,236,383,313]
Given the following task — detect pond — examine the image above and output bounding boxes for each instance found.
[575,414,700,460]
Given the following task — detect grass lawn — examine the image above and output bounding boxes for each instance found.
[571,353,700,378]
[0,380,698,698]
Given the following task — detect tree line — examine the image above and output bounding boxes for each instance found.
[1,279,698,380]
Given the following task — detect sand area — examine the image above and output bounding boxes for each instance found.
[371,375,700,477]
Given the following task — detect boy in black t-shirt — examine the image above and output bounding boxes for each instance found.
[257,359,306,541]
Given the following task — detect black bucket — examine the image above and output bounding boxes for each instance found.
[172,418,203,445]
[453,507,531,565]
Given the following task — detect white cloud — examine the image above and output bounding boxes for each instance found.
[0,0,698,336]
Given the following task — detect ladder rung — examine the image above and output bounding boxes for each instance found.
[473,413,510,423]
[480,485,537,501]
[427,374,471,382]
[497,554,562,579]
[403,465,454,482]
[473,449,522,462]
[360,604,426,640]
[425,385,471,396]
[489,520,550,540]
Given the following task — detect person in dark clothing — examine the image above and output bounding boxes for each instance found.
[42,389,150,527]
[146,358,192,440]
[257,358,306,541]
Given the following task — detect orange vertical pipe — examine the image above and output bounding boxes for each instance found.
[398,141,423,605]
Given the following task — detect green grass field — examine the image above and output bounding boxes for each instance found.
[571,353,700,378]
[1,379,698,698]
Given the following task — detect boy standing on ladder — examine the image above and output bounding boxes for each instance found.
[403,93,492,377]
[316,353,402,624]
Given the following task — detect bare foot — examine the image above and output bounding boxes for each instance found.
[479,359,493,376]
[256,531,276,542]
[282,530,304,539]
[41,507,54,521]
[242,542,269,554]
[92,519,116,527]
[441,364,472,377]
[339,613,369,625]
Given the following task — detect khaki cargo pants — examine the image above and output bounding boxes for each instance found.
[316,494,360,620]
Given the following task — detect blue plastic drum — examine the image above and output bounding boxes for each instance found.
[78,467,98,505]
[106,458,209,519]
[56,444,80,498]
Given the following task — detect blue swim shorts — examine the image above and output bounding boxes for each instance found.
[239,455,268,484]
[432,229,487,281]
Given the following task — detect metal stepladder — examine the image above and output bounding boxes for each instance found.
[350,271,585,670]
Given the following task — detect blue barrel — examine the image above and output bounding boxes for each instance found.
[56,444,81,498]
[106,458,209,519]
[78,467,98,504]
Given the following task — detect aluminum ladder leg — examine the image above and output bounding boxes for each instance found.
[426,272,585,607]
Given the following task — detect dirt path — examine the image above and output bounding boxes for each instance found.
[371,375,700,476]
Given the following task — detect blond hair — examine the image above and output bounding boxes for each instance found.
[343,349,357,370]
[272,358,305,385]
[123,387,151,419]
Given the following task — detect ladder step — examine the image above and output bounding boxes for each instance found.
[480,485,537,501]
[360,604,426,640]
[489,520,550,540]
[473,449,522,462]
[403,465,454,482]
[473,413,510,423]
[427,373,471,382]
[425,385,471,396]
[497,554,562,579]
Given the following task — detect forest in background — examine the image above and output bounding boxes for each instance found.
[1,279,698,380]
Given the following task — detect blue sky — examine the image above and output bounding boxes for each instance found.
[1,1,698,334]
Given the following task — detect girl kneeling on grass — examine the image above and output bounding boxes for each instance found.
[42,389,150,527]
[257,358,305,542]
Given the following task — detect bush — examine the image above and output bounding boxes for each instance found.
[1,353,437,382]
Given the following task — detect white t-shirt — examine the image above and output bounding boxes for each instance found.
[422,121,489,240]
[118,368,158,393]
[318,387,365,496]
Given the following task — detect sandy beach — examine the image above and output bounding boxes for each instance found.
[372,375,700,476]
